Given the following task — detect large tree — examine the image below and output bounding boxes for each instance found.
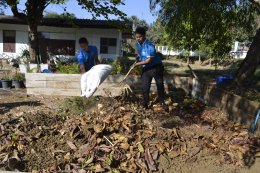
[147,18,168,45]
[5,0,126,63]
[128,15,149,31]
[150,0,260,87]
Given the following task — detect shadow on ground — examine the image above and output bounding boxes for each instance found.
[0,101,42,114]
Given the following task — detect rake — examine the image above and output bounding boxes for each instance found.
[117,62,136,97]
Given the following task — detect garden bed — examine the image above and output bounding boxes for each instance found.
[25,73,260,133]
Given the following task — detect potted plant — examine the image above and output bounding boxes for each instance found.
[17,49,30,73]
[12,73,25,89]
[1,72,12,89]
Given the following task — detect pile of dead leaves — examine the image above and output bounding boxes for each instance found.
[0,96,259,172]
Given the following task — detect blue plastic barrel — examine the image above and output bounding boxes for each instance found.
[216,74,234,85]
[42,69,52,73]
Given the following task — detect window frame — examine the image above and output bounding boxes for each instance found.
[100,37,117,54]
[3,30,16,53]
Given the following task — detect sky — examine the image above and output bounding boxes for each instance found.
[3,0,157,24]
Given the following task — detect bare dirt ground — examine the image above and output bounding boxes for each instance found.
[0,89,260,173]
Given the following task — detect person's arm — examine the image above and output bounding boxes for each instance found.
[77,51,86,74]
[79,64,86,74]
[134,44,155,67]
[134,57,152,67]
[94,47,100,64]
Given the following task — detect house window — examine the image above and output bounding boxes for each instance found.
[100,38,117,54]
[3,30,16,53]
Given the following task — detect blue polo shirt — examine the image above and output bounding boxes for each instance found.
[136,39,162,69]
[77,45,98,71]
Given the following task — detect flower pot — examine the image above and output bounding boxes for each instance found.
[1,80,12,89]
[13,80,24,89]
[19,64,28,73]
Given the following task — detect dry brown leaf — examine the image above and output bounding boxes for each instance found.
[144,148,156,171]
[93,123,105,133]
[93,164,105,172]
[187,147,201,158]
[229,144,247,154]
[110,133,128,142]
[156,143,166,153]
[64,152,70,160]
[120,142,130,150]
[136,158,148,171]
[151,149,159,160]
[172,128,181,138]
[168,150,179,159]
[67,141,77,150]
[78,169,87,173]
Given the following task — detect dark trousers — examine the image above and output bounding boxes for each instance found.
[141,64,165,107]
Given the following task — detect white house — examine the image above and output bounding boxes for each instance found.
[156,46,199,57]
[0,15,132,63]
[230,41,251,59]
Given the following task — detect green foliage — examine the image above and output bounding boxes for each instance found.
[109,57,133,75]
[60,97,85,114]
[12,73,25,81]
[147,18,168,45]
[128,15,149,31]
[110,60,123,75]
[122,41,135,55]
[1,72,11,80]
[242,90,260,104]
[150,0,260,58]
[17,49,30,65]
[60,96,97,114]
[44,11,76,19]
[57,62,79,74]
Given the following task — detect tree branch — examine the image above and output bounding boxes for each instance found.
[6,0,26,19]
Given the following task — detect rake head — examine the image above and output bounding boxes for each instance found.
[120,83,133,98]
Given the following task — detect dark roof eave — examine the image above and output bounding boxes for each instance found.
[0,15,132,33]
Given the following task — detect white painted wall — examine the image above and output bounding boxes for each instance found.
[16,31,29,55]
[0,23,123,60]
[0,29,3,57]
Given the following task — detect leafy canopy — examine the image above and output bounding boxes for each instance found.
[44,11,76,19]
[5,0,126,22]
[150,0,260,57]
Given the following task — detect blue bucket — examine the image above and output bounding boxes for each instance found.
[41,69,52,73]
[216,74,234,85]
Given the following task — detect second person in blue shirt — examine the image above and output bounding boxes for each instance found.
[77,37,100,74]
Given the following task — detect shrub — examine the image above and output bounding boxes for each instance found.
[12,73,25,81]
[108,57,134,75]
[57,62,79,74]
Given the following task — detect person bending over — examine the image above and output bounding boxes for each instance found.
[77,37,99,74]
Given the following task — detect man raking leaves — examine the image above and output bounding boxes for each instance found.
[133,27,168,111]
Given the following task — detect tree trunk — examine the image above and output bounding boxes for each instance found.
[235,28,260,87]
[28,24,40,64]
